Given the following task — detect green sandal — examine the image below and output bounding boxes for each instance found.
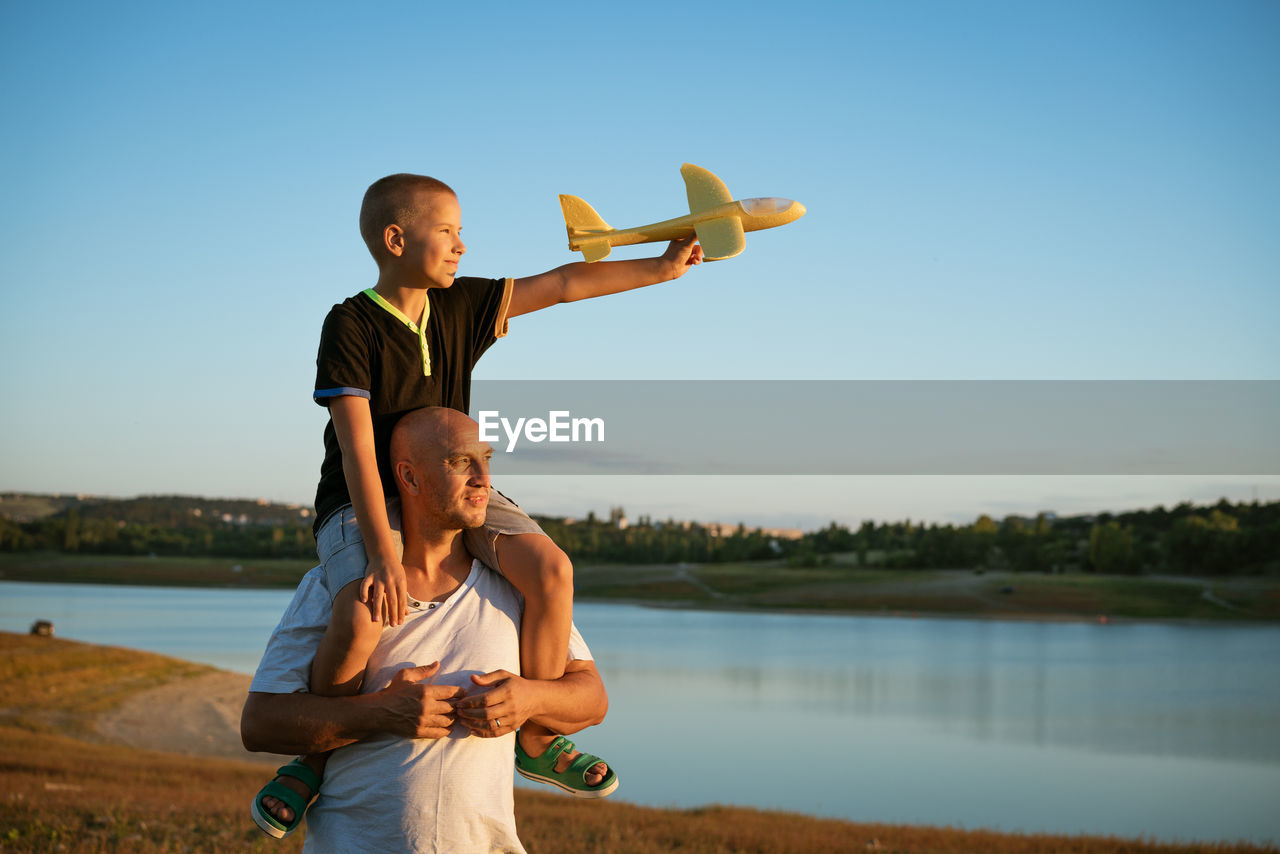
[250,758,322,839]
[515,735,618,799]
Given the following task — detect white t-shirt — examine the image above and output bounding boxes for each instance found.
[250,561,591,854]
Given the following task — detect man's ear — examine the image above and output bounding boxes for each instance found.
[396,461,420,495]
[383,224,405,257]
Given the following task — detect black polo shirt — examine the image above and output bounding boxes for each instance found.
[312,277,512,533]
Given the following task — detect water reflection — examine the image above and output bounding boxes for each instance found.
[573,606,1280,842]
[582,608,1280,765]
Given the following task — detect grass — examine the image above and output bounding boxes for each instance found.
[576,561,1280,621]
[0,633,210,738]
[4,551,1280,622]
[1,633,1276,853]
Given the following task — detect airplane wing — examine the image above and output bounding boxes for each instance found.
[681,163,734,213]
[694,217,746,261]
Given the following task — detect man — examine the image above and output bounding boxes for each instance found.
[241,407,612,852]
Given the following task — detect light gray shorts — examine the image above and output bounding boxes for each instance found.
[315,488,546,600]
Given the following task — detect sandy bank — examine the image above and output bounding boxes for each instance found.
[95,669,285,766]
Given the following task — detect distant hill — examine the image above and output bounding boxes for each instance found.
[0,492,313,526]
[0,493,91,523]
[0,492,318,559]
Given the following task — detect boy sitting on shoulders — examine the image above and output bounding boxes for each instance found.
[251,173,701,838]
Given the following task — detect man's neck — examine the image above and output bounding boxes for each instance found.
[400,527,473,603]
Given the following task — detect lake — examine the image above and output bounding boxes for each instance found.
[2,580,1278,845]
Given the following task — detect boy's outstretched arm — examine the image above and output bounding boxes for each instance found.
[508,237,703,318]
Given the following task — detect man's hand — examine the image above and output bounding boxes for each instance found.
[377,662,462,739]
[360,556,408,626]
[453,669,539,738]
[659,235,704,280]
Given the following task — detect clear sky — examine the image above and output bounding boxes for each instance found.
[2,1,1277,529]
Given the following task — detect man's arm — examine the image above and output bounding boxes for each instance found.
[453,659,608,738]
[507,237,703,318]
[241,663,461,755]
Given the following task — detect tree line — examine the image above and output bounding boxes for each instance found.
[1,493,1276,576]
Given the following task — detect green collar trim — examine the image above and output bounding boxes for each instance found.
[362,288,431,377]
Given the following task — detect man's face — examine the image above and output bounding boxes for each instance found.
[399,190,466,289]
[418,422,493,530]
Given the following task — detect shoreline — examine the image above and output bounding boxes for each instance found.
[0,576,1258,628]
[2,560,1280,627]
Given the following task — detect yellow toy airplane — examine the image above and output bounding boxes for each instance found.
[559,163,806,262]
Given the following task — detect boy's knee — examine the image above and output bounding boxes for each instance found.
[329,581,383,641]
[540,548,574,596]
[501,534,574,597]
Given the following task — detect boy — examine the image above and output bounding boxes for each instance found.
[251,173,701,837]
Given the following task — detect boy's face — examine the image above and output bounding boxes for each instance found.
[397,190,466,288]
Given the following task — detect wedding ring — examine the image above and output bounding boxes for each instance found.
[494,718,501,729]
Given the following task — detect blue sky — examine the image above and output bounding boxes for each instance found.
[2,1,1277,529]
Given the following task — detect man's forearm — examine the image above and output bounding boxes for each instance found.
[526,662,608,735]
[242,663,459,754]
[241,691,390,755]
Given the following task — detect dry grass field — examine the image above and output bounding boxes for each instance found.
[2,633,1276,853]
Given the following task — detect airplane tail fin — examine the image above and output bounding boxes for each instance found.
[559,194,613,262]
[681,163,734,213]
[559,194,611,232]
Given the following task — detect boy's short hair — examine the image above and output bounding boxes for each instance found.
[360,174,456,259]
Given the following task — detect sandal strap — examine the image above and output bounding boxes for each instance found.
[256,779,309,832]
[274,759,322,795]
[563,750,609,782]
[543,736,572,763]
[516,735,576,773]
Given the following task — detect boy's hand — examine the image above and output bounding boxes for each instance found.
[361,556,408,626]
[660,236,704,280]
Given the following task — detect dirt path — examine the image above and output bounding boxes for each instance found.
[95,670,285,766]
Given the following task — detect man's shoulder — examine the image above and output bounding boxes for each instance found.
[464,559,524,612]
[298,564,328,591]
[469,558,517,596]
[279,568,330,622]
[464,559,592,662]
[247,566,329,695]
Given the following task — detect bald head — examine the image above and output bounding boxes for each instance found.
[391,407,492,532]
[391,407,477,465]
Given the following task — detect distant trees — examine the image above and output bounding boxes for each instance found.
[1164,509,1245,576]
[1089,521,1137,574]
[0,494,1276,576]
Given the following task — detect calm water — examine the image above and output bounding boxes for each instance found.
[2,580,1278,845]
